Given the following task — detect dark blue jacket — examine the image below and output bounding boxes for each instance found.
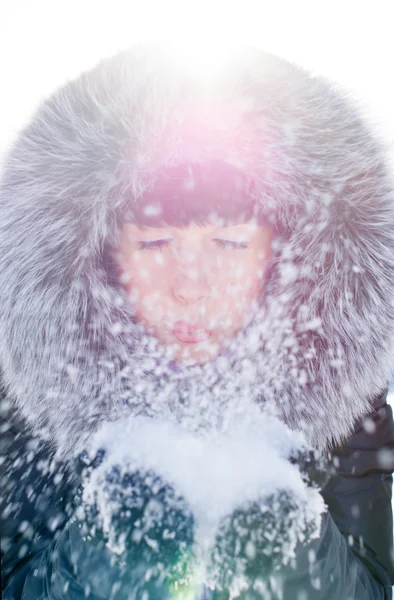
[2,387,394,599]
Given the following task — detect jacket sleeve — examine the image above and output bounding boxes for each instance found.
[0,395,74,592]
[320,385,394,598]
[277,509,387,600]
[4,519,189,600]
[3,467,196,600]
[3,520,120,600]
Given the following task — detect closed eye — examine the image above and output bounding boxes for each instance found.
[138,239,249,251]
[138,239,172,251]
[214,239,249,250]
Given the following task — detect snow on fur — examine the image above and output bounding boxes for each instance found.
[0,45,394,463]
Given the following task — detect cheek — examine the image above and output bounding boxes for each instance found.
[131,287,172,328]
[215,254,263,295]
[122,256,173,315]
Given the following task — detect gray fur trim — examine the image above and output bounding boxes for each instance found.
[1,45,394,462]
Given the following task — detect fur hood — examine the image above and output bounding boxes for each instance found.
[1,45,394,463]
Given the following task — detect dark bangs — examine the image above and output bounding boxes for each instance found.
[126,161,265,228]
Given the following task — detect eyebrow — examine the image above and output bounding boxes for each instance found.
[129,221,215,231]
[127,219,259,231]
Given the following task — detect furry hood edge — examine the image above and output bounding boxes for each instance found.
[1,45,394,462]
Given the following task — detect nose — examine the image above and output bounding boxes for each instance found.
[172,265,210,305]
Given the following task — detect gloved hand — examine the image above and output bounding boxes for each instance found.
[72,446,326,599]
[205,452,326,600]
[75,463,197,599]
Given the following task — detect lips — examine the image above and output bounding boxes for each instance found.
[172,321,212,344]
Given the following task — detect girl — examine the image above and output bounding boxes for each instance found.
[1,45,394,599]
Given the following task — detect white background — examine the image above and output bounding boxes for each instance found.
[1,0,394,153]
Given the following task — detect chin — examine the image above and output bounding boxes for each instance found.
[172,343,222,367]
[156,331,227,366]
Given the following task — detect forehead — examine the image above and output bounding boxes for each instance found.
[125,161,265,228]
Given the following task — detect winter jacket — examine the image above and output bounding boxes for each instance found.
[2,386,394,599]
[1,45,394,598]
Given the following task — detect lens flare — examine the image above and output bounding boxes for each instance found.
[159,41,240,81]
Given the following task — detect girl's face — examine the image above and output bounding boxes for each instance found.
[117,222,272,365]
